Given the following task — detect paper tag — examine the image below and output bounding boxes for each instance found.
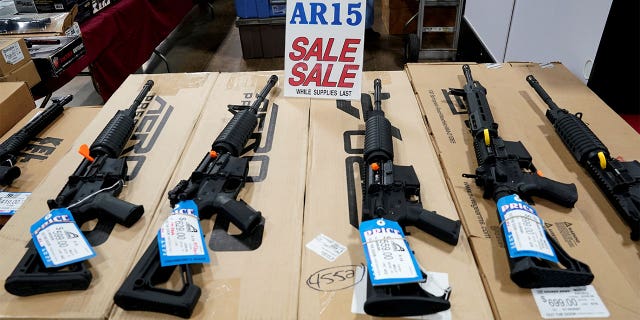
[65,22,81,36]
[30,208,96,268]
[532,285,609,319]
[306,233,347,262]
[360,219,423,286]
[497,195,558,263]
[0,192,31,215]
[2,42,24,65]
[158,200,210,267]
[351,268,452,320]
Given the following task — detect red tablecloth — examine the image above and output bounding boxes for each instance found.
[33,0,193,100]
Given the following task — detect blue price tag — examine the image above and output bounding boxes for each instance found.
[359,218,423,286]
[157,200,210,267]
[497,194,558,263]
[30,208,96,268]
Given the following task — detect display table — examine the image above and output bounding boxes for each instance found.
[31,0,193,100]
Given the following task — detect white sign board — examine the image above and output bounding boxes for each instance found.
[284,0,366,100]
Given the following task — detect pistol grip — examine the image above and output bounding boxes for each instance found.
[214,196,262,233]
[519,175,578,208]
[363,273,450,317]
[411,208,461,245]
[0,165,21,185]
[88,193,144,227]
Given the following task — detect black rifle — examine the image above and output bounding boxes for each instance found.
[360,79,460,317]
[5,81,154,296]
[450,65,593,288]
[114,75,278,318]
[0,95,71,186]
[527,75,640,240]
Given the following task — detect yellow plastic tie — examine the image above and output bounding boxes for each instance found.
[597,151,607,169]
[484,129,490,146]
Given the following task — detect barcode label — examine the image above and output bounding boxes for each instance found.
[2,42,24,65]
[0,192,31,215]
[306,233,347,262]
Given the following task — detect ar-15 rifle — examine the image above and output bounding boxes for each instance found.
[527,75,640,240]
[114,75,278,318]
[359,79,461,317]
[5,81,154,296]
[0,95,71,186]
[450,65,593,288]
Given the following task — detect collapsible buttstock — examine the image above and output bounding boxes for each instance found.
[509,231,594,288]
[363,273,450,317]
[4,246,91,296]
[114,241,201,318]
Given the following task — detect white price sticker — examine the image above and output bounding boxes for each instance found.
[532,286,609,319]
[35,222,93,265]
[159,213,205,257]
[0,192,31,215]
[2,42,24,65]
[503,210,554,256]
[306,233,347,262]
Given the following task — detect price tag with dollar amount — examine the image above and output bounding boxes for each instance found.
[157,200,210,267]
[359,218,423,286]
[0,192,31,215]
[497,194,558,263]
[532,285,609,318]
[30,208,96,268]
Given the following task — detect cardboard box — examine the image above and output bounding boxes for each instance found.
[0,106,99,227]
[0,60,41,88]
[298,71,493,319]
[406,62,640,319]
[110,71,308,319]
[0,9,77,36]
[28,35,85,77]
[0,72,218,319]
[0,82,35,137]
[0,38,30,76]
[507,62,640,295]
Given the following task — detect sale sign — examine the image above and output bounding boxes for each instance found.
[284,0,366,100]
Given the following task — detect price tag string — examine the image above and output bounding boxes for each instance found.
[498,213,547,229]
[66,179,123,210]
[360,235,406,246]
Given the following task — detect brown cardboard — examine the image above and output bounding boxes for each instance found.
[0,72,218,319]
[406,62,640,319]
[0,60,41,88]
[0,38,30,76]
[0,106,99,227]
[110,71,308,319]
[298,71,493,319]
[507,62,640,295]
[0,82,35,136]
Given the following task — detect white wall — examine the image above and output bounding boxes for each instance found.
[465,0,612,83]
